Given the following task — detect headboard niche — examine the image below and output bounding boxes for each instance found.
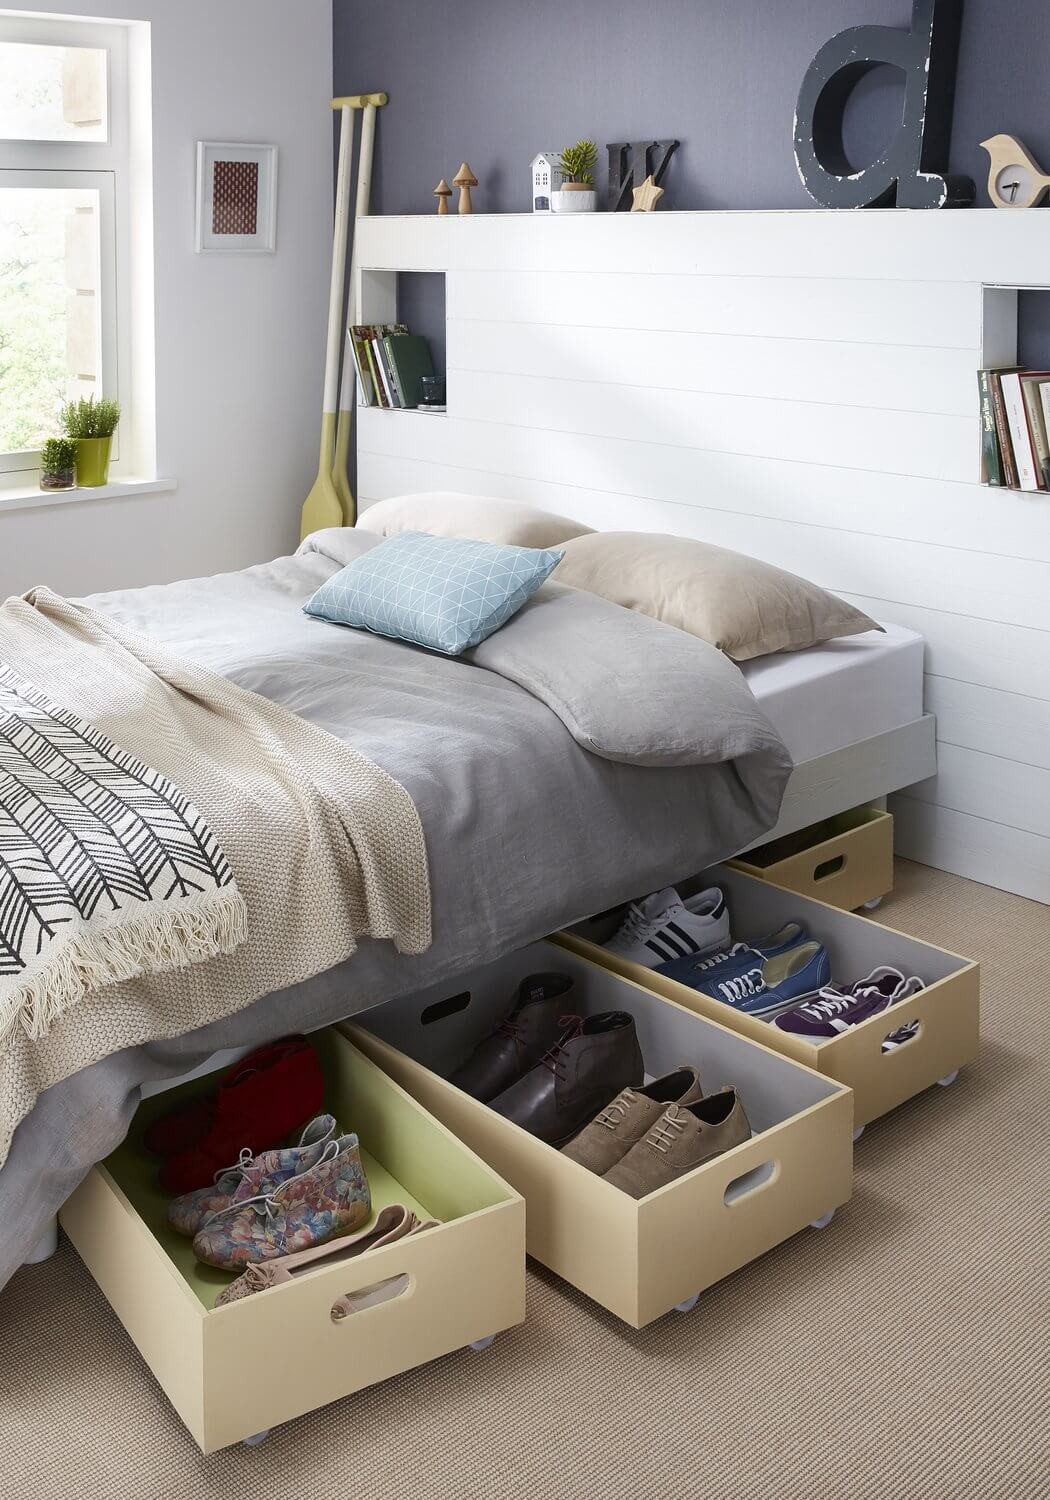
[354,209,1050,903]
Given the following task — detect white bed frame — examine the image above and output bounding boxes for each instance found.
[351,208,1050,904]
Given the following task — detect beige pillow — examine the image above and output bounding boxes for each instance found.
[553,531,880,661]
[358,492,592,548]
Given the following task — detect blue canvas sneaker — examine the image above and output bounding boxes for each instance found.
[655,921,807,989]
[679,940,831,1019]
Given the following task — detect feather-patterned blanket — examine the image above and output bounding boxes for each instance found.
[0,588,431,1169]
[0,664,247,1047]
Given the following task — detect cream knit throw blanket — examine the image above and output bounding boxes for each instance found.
[0,588,431,1169]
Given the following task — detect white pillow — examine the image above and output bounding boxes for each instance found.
[358,492,592,548]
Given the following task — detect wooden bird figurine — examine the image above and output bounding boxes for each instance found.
[630,173,665,212]
[980,134,1050,209]
[434,178,452,214]
[453,162,478,214]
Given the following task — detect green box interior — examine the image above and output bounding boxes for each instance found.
[103,1027,511,1311]
[736,806,887,869]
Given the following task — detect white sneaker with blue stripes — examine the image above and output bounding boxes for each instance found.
[603,886,729,968]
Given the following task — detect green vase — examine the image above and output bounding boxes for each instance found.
[75,435,113,487]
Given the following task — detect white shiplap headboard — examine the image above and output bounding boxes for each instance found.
[354,210,1050,903]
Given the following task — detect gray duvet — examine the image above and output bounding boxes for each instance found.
[0,527,790,1286]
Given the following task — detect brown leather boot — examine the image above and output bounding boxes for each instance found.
[561,1066,703,1175]
[604,1088,751,1199]
[489,1011,644,1145]
[448,973,575,1102]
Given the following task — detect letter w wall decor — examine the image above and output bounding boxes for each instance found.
[793,0,974,209]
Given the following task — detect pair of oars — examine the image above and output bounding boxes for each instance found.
[300,92,387,541]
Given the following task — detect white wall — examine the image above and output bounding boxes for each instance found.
[0,0,332,598]
[354,210,1050,904]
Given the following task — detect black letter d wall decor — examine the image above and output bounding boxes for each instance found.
[794,0,974,209]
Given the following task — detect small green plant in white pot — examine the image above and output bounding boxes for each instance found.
[38,437,78,491]
[61,395,121,487]
[551,140,598,213]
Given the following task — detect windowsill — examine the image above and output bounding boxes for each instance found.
[0,475,177,514]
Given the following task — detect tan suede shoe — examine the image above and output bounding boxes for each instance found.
[561,1066,703,1175]
[604,1088,751,1199]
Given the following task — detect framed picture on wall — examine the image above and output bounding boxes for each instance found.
[195,142,278,253]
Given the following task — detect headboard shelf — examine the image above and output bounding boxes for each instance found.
[354,207,1050,903]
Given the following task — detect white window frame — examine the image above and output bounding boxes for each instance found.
[0,13,131,485]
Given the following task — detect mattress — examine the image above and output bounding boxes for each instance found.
[740,624,925,765]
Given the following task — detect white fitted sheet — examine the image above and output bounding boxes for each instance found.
[740,624,925,764]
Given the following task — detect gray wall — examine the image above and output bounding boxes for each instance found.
[333,0,1050,362]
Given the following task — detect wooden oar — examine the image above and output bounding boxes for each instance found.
[300,92,387,541]
[332,96,381,525]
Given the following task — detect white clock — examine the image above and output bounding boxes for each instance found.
[981,134,1050,209]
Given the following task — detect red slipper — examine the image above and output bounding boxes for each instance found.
[154,1038,325,1195]
[143,1039,309,1156]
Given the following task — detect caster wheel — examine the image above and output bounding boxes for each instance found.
[853,1124,865,1142]
[810,1209,836,1230]
[674,1294,700,1315]
[469,1335,496,1352]
[861,897,883,911]
[937,1069,960,1088]
[242,1430,270,1448]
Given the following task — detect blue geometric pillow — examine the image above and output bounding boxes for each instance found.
[303,531,563,656]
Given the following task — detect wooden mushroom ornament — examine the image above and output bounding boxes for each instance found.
[453,162,478,214]
[434,178,452,214]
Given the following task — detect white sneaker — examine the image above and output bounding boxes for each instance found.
[603,887,729,968]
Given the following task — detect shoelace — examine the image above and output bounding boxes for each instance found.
[614,903,661,944]
[212,1146,255,1187]
[646,1109,686,1155]
[201,1140,341,1226]
[692,942,747,972]
[540,1015,583,1077]
[717,968,765,1004]
[594,1090,635,1131]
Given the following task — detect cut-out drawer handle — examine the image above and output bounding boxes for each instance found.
[421,991,471,1025]
[331,1272,412,1322]
[881,1017,923,1055]
[723,1158,779,1205]
[813,853,846,881]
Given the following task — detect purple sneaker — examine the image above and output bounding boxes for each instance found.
[773,966,924,1042]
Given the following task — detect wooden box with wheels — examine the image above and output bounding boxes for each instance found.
[351,942,853,1330]
[563,863,979,1134]
[59,1030,524,1454]
[729,806,894,913]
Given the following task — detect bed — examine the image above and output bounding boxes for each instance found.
[0,521,932,1284]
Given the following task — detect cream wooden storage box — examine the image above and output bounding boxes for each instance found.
[560,864,979,1132]
[59,1029,525,1454]
[350,940,853,1330]
[730,807,894,912]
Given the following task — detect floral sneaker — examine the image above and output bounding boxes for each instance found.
[167,1115,337,1238]
[192,1133,371,1272]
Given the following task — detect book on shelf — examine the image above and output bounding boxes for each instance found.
[1039,383,1050,490]
[350,323,408,408]
[382,333,436,409]
[1019,372,1050,490]
[1000,370,1043,492]
[988,369,1019,489]
[977,371,1003,487]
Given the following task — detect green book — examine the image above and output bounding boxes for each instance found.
[977,370,1003,487]
[383,334,435,409]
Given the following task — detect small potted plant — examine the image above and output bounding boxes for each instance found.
[551,140,598,213]
[38,437,78,491]
[61,395,121,487]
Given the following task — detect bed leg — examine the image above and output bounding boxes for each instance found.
[23,1217,59,1265]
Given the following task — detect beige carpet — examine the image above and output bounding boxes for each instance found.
[1,859,1047,1500]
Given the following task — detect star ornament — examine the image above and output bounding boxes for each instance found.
[630,174,665,212]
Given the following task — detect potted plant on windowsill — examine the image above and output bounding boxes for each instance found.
[38,437,78,491]
[61,395,121,487]
[551,140,598,213]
